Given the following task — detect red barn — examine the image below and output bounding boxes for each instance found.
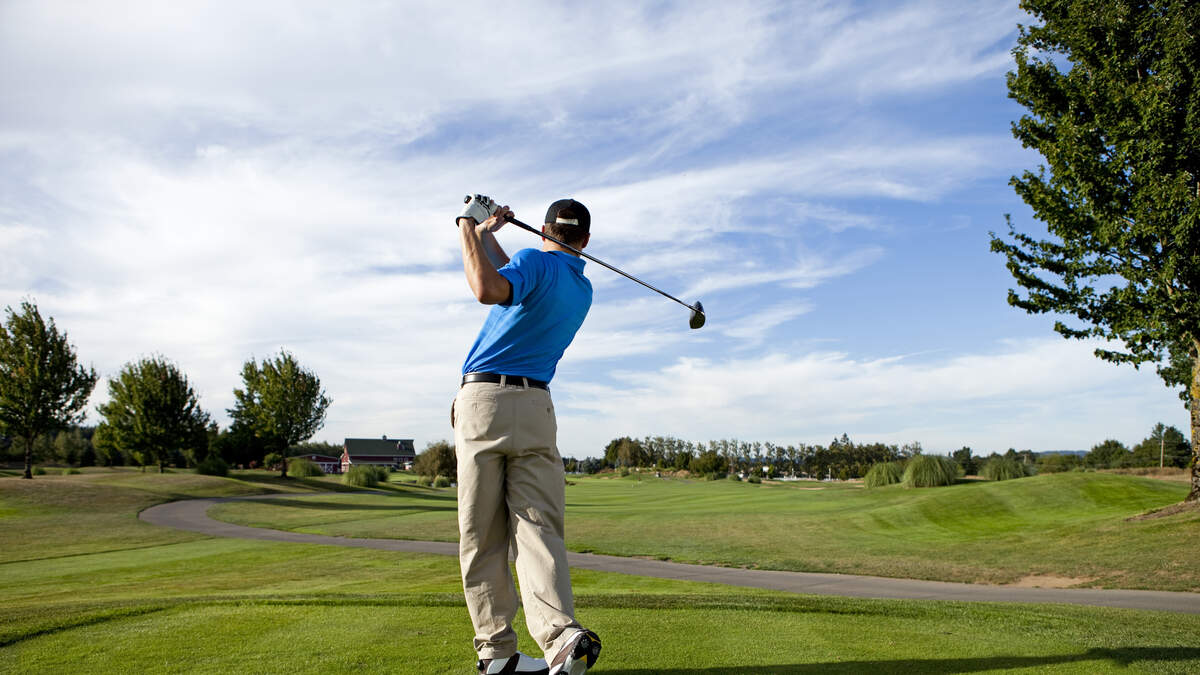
[341,436,416,473]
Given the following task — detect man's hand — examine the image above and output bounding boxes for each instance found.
[477,204,513,235]
[457,194,499,227]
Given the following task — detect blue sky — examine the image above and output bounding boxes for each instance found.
[0,1,1187,457]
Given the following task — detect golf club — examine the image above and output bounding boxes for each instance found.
[497,209,706,330]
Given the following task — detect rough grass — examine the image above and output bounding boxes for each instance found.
[4,470,1200,673]
[982,456,1034,481]
[341,465,379,487]
[863,461,903,488]
[213,472,1200,591]
[902,454,961,488]
[287,457,324,478]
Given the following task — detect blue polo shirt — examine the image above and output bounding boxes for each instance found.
[462,248,592,383]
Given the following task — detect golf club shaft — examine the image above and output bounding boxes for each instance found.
[505,216,704,316]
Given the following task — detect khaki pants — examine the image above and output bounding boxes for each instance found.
[452,381,580,660]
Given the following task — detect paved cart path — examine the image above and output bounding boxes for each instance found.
[140,493,1200,615]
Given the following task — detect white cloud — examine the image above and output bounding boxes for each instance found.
[556,337,1188,456]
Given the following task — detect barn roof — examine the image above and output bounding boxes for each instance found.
[343,438,416,455]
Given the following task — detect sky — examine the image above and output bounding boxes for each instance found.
[0,0,1189,458]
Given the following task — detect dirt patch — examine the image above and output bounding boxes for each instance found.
[1102,468,1191,483]
[1008,574,1097,589]
[1127,500,1200,521]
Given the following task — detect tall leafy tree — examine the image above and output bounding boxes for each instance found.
[414,440,457,480]
[0,301,97,479]
[991,1,1200,501]
[229,350,331,479]
[96,356,211,473]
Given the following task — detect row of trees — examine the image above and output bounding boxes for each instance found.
[579,435,920,480]
[578,424,1190,481]
[0,300,331,479]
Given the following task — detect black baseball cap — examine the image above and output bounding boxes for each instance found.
[544,199,590,232]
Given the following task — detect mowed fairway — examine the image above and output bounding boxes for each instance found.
[2,470,1200,674]
[212,472,1200,591]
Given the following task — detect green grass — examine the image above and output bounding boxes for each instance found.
[4,469,1200,673]
[212,472,1200,590]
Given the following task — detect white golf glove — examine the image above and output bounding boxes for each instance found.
[457,194,498,227]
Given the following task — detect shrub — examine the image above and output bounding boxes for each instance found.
[342,465,379,487]
[60,467,80,475]
[901,454,961,488]
[726,473,741,482]
[369,465,391,483]
[262,452,283,471]
[433,475,451,488]
[415,440,456,481]
[747,475,762,484]
[33,466,46,475]
[863,461,904,488]
[416,475,432,487]
[618,467,631,477]
[981,456,1034,481]
[196,455,229,477]
[287,457,324,478]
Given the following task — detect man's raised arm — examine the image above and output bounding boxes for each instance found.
[457,195,513,305]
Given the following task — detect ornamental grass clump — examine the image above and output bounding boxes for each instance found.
[342,464,378,487]
[863,461,904,488]
[901,454,961,488]
[981,456,1035,481]
[287,457,324,478]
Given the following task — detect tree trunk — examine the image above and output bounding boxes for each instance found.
[22,434,33,479]
[1188,342,1200,502]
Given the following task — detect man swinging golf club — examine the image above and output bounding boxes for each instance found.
[453,194,602,675]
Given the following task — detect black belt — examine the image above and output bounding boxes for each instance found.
[461,372,549,390]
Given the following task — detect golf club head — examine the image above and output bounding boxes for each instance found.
[689,301,705,330]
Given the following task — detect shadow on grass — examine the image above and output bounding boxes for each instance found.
[602,647,1200,674]
[575,594,922,619]
[245,497,455,513]
[230,474,454,501]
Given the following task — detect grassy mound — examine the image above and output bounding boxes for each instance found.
[864,461,904,488]
[209,469,1198,591]
[901,454,961,488]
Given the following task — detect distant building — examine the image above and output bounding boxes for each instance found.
[341,436,417,473]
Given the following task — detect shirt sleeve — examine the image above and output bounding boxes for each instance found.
[497,249,544,306]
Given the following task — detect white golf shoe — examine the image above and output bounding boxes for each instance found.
[477,651,549,674]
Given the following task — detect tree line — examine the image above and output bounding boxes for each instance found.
[568,425,1191,480]
[565,435,920,480]
[0,300,330,479]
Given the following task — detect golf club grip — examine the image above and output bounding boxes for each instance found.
[504,216,702,316]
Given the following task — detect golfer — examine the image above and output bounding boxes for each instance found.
[453,195,602,675]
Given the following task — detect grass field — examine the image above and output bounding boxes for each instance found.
[210,471,1200,591]
[3,469,1200,673]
